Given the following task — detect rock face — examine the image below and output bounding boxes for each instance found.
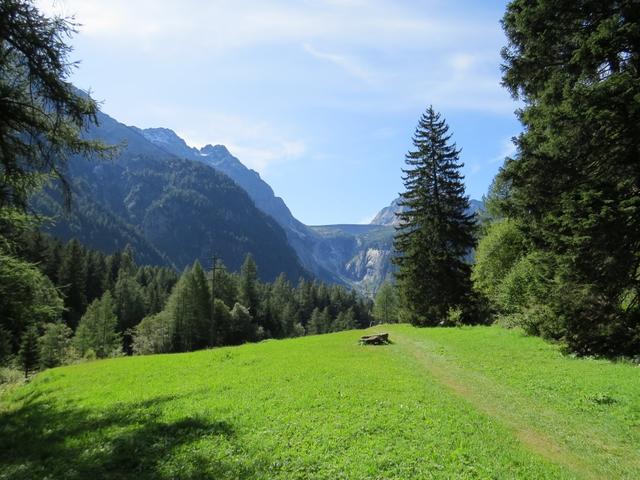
[308,225,396,294]
[370,197,405,226]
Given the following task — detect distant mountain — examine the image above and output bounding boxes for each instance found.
[371,197,484,226]
[136,127,346,284]
[35,111,308,281]
[134,126,486,294]
[44,111,484,292]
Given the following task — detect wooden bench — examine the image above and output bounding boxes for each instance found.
[359,333,390,345]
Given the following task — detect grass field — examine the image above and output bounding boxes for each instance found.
[1,324,639,479]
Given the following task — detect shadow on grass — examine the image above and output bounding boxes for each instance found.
[0,391,262,479]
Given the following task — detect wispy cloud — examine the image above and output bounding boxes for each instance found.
[302,43,378,86]
[490,137,517,164]
[37,0,498,53]
[162,109,306,173]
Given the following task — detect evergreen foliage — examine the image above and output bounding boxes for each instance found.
[18,325,39,378]
[0,326,11,366]
[0,251,63,351]
[489,0,640,355]
[393,106,477,325]
[57,239,87,329]
[0,0,109,210]
[239,254,259,317]
[132,254,372,355]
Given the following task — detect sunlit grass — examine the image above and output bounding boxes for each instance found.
[1,325,638,479]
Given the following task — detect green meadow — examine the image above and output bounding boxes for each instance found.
[1,324,638,479]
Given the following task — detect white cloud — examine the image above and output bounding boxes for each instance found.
[37,0,513,115]
[37,0,498,53]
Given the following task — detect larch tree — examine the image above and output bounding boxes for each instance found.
[74,291,121,359]
[393,106,477,325]
[372,281,399,324]
[0,0,110,211]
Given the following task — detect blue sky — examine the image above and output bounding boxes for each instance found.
[38,0,520,225]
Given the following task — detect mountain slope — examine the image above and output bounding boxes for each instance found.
[3,324,638,479]
[136,127,355,284]
[36,111,307,281]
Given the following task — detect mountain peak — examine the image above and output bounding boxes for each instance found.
[371,197,484,226]
[200,144,230,156]
[137,127,197,160]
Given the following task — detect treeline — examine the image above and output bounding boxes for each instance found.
[17,232,178,335]
[132,255,372,355]
[0,0,373,377]
[1,230,373,376]
[1,232,177,373]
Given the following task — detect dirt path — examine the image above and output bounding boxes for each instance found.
[388,331,636,480]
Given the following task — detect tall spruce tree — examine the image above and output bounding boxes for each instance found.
[394,106,476,325]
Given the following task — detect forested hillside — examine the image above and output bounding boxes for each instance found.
[34,109,307,281]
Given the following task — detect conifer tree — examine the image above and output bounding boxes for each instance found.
[113,269,146,335]
[498,0,640,355]
[187,261,212,348]
[211,260,237,308]
[238,254,259,316]
[18,325,40,378]
[333,308,358,332]
[57,239,88,329]
[0,0,109,211]
[165,271,193,352]
[0,326,11,366]
[394,106,476,325]
[211,298,232,346]
[306,307,323,335]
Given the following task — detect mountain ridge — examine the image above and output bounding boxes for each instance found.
[35,110,308,281]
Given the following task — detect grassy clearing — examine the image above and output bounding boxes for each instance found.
[1,325,638,479]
